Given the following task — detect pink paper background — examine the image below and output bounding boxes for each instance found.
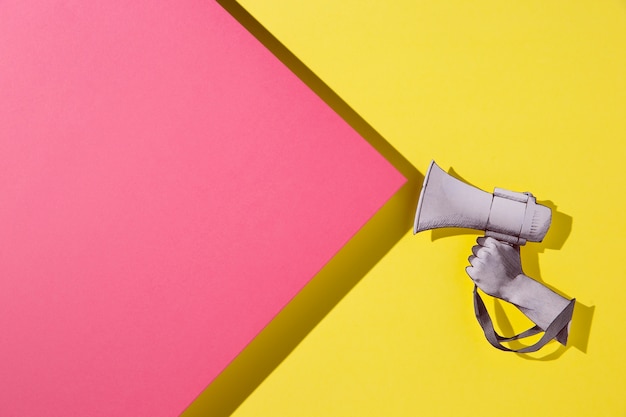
[0,1,405,415]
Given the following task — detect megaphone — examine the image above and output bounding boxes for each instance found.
[414,161,551,245]
[413,161,575,354]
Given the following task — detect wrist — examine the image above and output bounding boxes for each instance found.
[501,273,532,305]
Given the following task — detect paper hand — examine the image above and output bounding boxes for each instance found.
[465,236,571,331]
[466,236,522,302]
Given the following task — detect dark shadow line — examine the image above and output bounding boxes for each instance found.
[182,180,418,417]
[181,2,422,416]
[214,0,417,182]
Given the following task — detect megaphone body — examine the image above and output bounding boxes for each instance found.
[414,161,551,245]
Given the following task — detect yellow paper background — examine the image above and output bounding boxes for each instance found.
[189,1,626,415]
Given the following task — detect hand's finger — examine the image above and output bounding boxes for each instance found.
[468,254,484,266]
[477,236,497,248]
[471,245,484,257]
[465,265,474,279]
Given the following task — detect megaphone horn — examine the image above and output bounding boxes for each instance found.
[413,161,551,246]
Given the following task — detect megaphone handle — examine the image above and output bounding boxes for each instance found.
[473,285,575,353]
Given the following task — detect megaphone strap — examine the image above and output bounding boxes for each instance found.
[472,285,575,353]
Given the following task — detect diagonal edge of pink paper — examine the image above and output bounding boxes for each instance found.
[0,1,406,416]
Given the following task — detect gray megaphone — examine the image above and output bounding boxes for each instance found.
[414,161,551,245]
